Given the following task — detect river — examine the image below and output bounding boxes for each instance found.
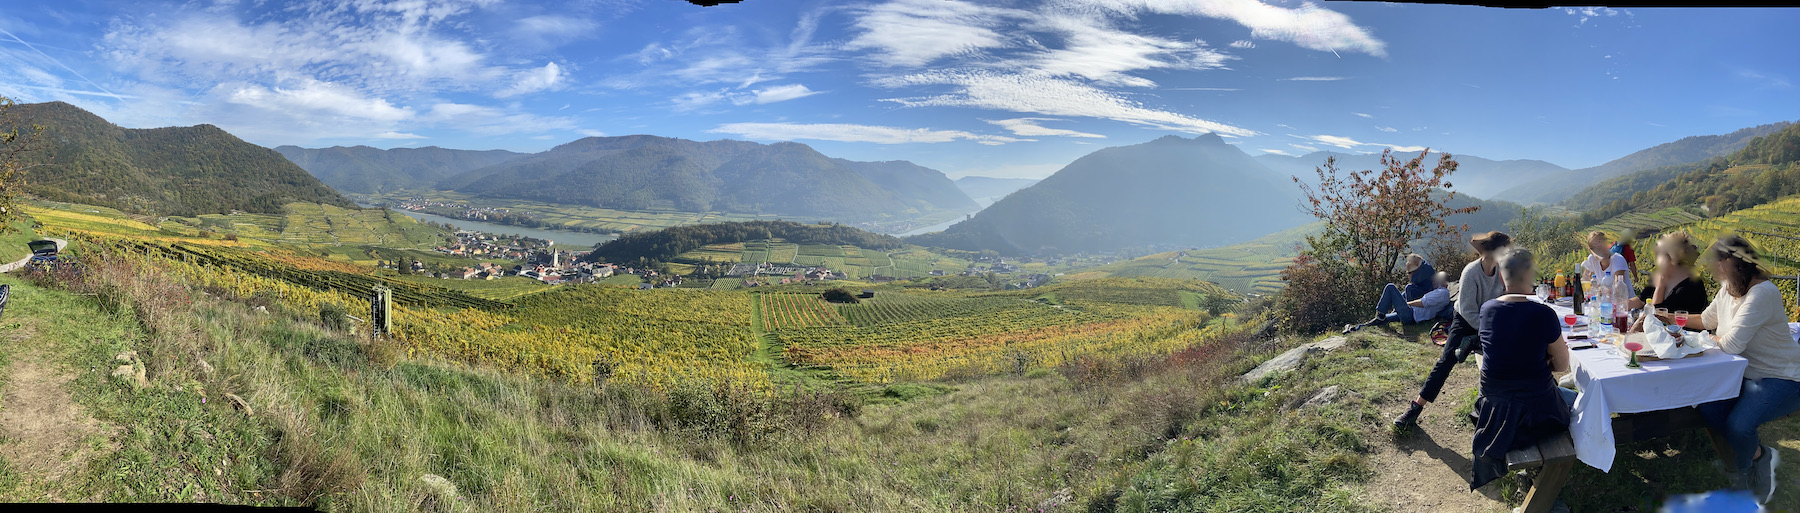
[382,208,616,247]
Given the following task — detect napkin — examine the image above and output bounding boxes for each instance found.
[1643,314,1716,358]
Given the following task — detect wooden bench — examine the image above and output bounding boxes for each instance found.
[1505,432,1577,513]
[1484,404,1735,513]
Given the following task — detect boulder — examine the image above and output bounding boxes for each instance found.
[1238,336,1349,384]
[1039,487,1074,512]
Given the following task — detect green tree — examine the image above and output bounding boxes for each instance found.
[1293,149,1476,291]
[0,96,46,232]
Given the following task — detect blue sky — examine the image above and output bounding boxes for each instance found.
[1,1,1795,179]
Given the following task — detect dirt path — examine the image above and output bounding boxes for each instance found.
[1362,348,1519,513]
[0,317,116,500]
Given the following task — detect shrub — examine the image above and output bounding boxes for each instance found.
[820,288,859,304]
[319,303,351,332]
[1273,253,1370,334]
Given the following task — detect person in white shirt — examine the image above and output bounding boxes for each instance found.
[1581,230,1633,292]
[1687,235,1800,503]
[1347,271,1453,332]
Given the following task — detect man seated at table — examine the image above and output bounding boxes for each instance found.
[1345,271,1454,333]
[1685,235,1800,503]
[1469,247,1575,491]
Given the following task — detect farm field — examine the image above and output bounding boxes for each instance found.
[353,190,793,234]
[767,278,1241,383]
[684,239,974,281]
[27,199,450,252]
[1592,206,1707,238]
[1081,222,1319,296]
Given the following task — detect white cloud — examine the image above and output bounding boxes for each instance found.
[373,131,427,139]
[1230,40,1255,49]
[495,62,566,98]
[709,122,1028,145]
[748,84,820,104]
[1740,70,1792,89]
[1259,148,1291,156]
[840,0,1021,67]
[1353,112,1373,118]
[1306,134,1364,149]
[985,118,1107,138]
[575,129,608,137]
[1374,126,1397,132]
[1021,13,1233,87]
[1280,76,1347,81]
[1077,0,1386,57]
[1389,145,1427,152]
[512,15,597,49]
[875,71,1257,137]
[1289,143,1319,152]
[224,79,413,122]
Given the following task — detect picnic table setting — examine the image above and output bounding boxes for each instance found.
[1492,293,1755,513]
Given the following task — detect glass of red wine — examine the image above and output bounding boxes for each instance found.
[1674,311,1689,329]
[1564,313,1579,334]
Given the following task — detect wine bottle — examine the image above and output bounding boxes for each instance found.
[1571,275,1584,316]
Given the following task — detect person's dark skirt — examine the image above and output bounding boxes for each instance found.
[1469,375,1571,490]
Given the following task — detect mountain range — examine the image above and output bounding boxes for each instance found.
[1491,121,1793,205]
[909,134,1311,255]
[273,145,526,194]
[283,135,979,222]
[1254,151,1568,200]
[2,102,352,216]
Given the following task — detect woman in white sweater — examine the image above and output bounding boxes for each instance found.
[1689,235,1800,503]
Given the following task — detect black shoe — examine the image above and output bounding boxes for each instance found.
[1343,323,1362,335]
[1393,402,1423,428]
[1455,336,1477,363]
[1730,469,1753,492]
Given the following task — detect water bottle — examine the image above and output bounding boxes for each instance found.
[1612,270,1633,331]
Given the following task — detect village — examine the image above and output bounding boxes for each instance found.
[394,197,530,223]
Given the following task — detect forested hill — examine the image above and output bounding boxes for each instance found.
[1491,121,1793,205]
[437,135,977,221]
[1,101,354,216]
[275,145,526,194]
[582,220,905,265]
[908,134,1309,256]
[1563,122,1800,226]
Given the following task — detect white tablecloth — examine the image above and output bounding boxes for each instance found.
[1567,346,1748,472]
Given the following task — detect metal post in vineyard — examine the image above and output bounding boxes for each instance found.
[371,285,393,338]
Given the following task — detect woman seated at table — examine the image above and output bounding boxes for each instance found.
[1686,235,1800,502]
[1345,271,1454,333]
[1627,232,1709,332]
[1470,247,1574,491]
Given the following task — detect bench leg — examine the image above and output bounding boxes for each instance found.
[1706,425,1737,470]
[1521,460,1572,513]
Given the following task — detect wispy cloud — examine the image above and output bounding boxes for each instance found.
[1230,40,1255,49]
[876,71,1258,137]
[1301,134,1424,153]
[1739,69,1792,89]
[1165,87,1240,91]
[373,131,426,139]
[671,83,822,111]
[709,122,1028,145]
[1374,126,1397,132]
[985,118,1106,138]
[1353,112,1373,118]
[1280,76,1347,81]
[1259,148,1291,156]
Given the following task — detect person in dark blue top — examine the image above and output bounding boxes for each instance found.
[1469,247,1575,490]
[1403,253,1436,302]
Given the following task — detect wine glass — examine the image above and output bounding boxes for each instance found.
[1563,313,1579,333]
[1536,284,1551,302]
[1674,311,1689,329]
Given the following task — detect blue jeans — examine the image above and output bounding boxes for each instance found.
[1698,377,1800,471]
[1375,283,1418,324]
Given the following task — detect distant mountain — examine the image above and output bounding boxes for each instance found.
[2,101,353,216]
[1491,121,1793,205]
[908,134,1310,255]
[1564,122,1800,225]
[274,145,526,194]
[1254,151,1567,200]
[439,136,977,220]
[954,176,1041,206]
